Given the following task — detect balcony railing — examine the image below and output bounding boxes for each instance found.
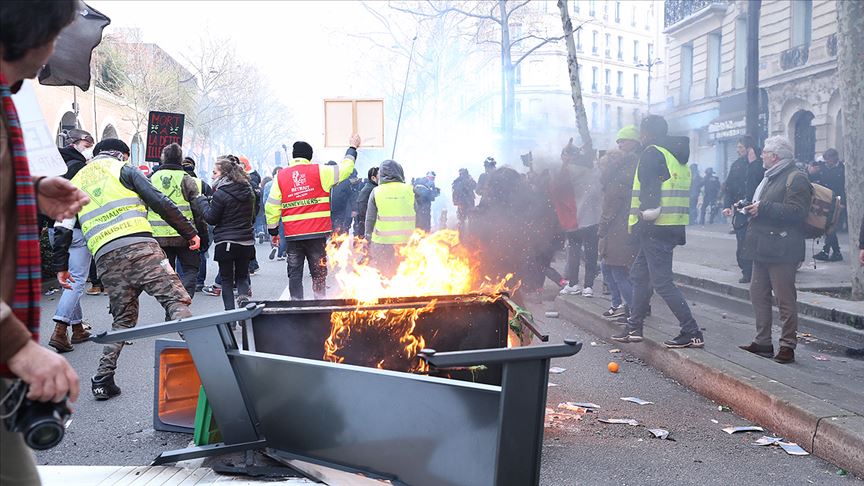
[665,0,727,28]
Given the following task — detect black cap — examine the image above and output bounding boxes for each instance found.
[292,141,313,160]
[93,138,130,156]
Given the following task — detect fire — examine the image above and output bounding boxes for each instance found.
[322,230,513,372]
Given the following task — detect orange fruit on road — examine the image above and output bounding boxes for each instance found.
[608,361,620,373]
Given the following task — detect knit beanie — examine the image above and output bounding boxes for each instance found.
[293,141,313,160]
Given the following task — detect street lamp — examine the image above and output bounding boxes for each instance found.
[636,58,662,113]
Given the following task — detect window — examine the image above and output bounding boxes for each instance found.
[680,43,693,104]
[617,36,623,60]
[633,108,641,125]
[592,66,598,92]
[634,40,640,63]
[604,104,611,130]
[631,6,637,26]
[592,31,598,55]
[589,0,595,17]
[603,1,608,20]
[633,73,640,98]
[706,32,722,96]
[617,106,623,128]
[516,100,522,123]
[605,33,611,58]
[791,0,812,47]
[574,0,580,14]
[616,70,623,95]
[577,28,582,51]
[604,68,611,94]
[734,18,747,89]
[647,43,654,61]
[614,1,621,23]
[591,102,598,129]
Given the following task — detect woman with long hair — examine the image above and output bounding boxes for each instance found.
[190,156,256,312]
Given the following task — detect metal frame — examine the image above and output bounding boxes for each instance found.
[94,303,580,485]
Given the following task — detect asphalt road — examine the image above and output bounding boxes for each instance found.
[33,242,859,484]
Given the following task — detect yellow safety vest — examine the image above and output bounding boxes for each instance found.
[372,182,416,244]
[71,157,151,255]
[147,169,198,238]
[628,145,691,230]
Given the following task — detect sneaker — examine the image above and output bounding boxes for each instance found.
[195,284,204,292]
[269,246,278,260]
[611,328,643,343]
[602,305,626,319]
[581,287,594,298]
[664,333,705,348]
[812,250,830,261]
[738,342,774,358]
[615,315,630,324]
[828,252,843,262]
[559,284,582,295]
[86,285,102,296]
[201,285,222,297]
[91,374,122,400]
[276,255,286,261]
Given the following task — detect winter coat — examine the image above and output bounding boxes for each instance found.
[59,146,87,180]
[192,179,256,244]
[701,175,721,203]
[452,174,477,208]
[743,162,812,264]
[354,179,377,237]
[365,160,409,239]
[809,162,845,199]
[598,152,638,267]
[633,136,691,245]
[723,156,765,208]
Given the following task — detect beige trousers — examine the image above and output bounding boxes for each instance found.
[749,261,799,349]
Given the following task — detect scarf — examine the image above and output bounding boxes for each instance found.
[0,73,40,368]
[753,158,792,203]
[212,176,230,192]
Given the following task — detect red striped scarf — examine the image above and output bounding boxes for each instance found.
[0,73,40,372]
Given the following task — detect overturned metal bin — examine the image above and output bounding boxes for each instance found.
[95,298,579,486]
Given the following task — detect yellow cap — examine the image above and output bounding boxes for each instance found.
[616,125,640,143]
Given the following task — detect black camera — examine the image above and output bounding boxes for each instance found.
[2,381,71,450]
[734,199,752,214]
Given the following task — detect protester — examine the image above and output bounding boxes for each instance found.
[1,2,84,479]
[266,136,360,300]
[330,168,359,234]
[452,168,477,234]
[147,143,204,298]
[59,128,94,178]
[353,166,378,239]
[475,156,496,199]
[263,167,287,260]
[811,148,846,262]
[722,135,764,283]
[558,138,601,298]
[699,167,721,225]
[737,136,812,363]
[597,146,638,321]
[613,115,704,348]
[181,156,211,291]
[413,171,440,232]
[57,138,200,399]
[365,159,416,276]
[688,163,702,224]
[189,156,255,312]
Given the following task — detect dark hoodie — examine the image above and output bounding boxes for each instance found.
[191,179,256,244]
[635,135,690,245]
[59,146,87,180]
[354,178,378,238]
[364,160,407,240]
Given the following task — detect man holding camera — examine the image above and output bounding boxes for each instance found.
[722,135,764,283]
[1,1,87,483]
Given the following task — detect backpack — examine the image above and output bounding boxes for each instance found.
[786,170,841,239]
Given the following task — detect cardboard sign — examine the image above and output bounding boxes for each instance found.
[145,111,184,162]
[10,80,68,177]
[324,99,384,147]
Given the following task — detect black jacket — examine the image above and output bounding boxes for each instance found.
[53,159,197,271]
[633,136,690,245]
[191,179,255,244]
[59,146,87,180]
[723,156,765,208]
[809,163,845,199]
[353,179,377,238]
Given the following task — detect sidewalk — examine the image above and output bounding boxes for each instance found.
[554,288,864,479]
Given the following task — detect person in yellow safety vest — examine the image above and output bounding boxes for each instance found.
[265,134,361,300]
[611,115,705,349]
[147,143,206,298]
[54,138,200,400]
[364,159,416,277]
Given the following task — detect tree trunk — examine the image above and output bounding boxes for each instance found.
[837,0,864,300]
[745,0,761,145]
[499,0,514,156]
[557,0,592,152]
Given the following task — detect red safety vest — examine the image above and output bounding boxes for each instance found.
[277,163,332,239]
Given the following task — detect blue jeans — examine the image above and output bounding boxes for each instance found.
[628,233,699,336]
[51,228,91,325]
[601,262,633,309]
[277,223,288,258]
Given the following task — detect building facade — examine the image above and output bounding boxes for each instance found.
[660,0,840,179]
[509,0,665,154]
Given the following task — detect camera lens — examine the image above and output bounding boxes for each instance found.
[24,419,65,450]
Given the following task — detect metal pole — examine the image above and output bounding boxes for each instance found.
[745,0,762,145]
[646,63,652,114]
[391,35,417,160]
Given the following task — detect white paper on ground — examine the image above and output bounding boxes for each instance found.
[723,426,764,434]
[549,366,567,374]
[752,436,784,446]
[568,402,601,410]
[778,442,809,455]
[9,81,67,177]
[648,428,670,439]
[620,397,653,405]
[598,418,640,426]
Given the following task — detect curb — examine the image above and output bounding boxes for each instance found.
[555,296,864,479]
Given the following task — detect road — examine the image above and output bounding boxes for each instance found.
[33,242,858,484]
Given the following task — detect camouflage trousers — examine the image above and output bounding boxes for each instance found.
[95,241,192,377]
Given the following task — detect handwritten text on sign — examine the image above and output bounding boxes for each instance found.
[145,111,185,162]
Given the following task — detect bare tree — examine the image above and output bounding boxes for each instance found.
[837,0,864,300]
[556,0,591,152]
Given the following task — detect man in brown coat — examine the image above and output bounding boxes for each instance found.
[738,136,812,363]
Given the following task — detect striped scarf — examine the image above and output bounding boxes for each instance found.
[0,73,40,362]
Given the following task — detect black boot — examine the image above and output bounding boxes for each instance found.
[91,374,122,400]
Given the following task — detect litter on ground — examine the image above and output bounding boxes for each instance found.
[598,418,640,426]
[620,397,653,405]
[722,426,764,434]
[648,429,673,440]
[549,366,567,374]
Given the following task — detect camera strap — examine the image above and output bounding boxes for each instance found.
[0,379,26,419]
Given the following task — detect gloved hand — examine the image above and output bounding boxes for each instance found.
[640,207,662,222]
[181,175,201,200]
